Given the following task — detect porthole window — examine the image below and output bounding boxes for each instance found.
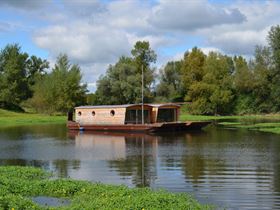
[110,110,115,116]
[78,111,82,116]
[92,111,95,116]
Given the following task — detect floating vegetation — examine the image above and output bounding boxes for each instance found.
[0,166,211,210]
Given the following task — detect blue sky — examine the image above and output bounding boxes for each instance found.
[0,0,280,92]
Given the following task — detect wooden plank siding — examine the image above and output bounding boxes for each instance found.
[74,104,180,125]
[75,107,126,125]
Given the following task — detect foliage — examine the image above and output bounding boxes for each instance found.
[186,52,234,115]
[86,93,99,105]
[181,47,206,93]
[156,61,184,102]
[28,54,87,114]
[0,44,49,109]
[249,46,273,113]
[0,44,29,105]
[0,166,210,210]
[96,41,156,104]
[131,40,157,73]
[267,25,280,111]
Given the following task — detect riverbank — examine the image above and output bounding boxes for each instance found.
[180,113,280,134]
[1,108,280,134]
[0,166,210,209]
[0,109,66,127]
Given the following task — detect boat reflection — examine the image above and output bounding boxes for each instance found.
[67,130,210,187]
[68,130,160,187]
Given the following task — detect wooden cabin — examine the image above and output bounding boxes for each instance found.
[74,104,180,125]
[68,103,210,132]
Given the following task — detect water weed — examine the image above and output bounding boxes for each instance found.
[0,166,211,210]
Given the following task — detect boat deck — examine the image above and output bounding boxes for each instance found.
[67,121,211,133]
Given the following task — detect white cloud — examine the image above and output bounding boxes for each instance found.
[207,29,267,55]
[149,0,246,31]
[2,0,278,92]
[201,1,280,55]
[33,23,131,64]
[200,47,222,55]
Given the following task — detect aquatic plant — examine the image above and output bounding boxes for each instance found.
[0,166,211,210]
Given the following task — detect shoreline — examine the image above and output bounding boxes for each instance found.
[1,108,280,134]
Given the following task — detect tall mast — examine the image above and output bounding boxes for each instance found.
[142,65,144,125]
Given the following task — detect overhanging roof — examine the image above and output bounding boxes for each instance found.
[75,104,152,109]
[75,103,180,109]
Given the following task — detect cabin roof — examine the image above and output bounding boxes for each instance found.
[75,104,151,109]
[75,103,180,109]
[149,103,180,108]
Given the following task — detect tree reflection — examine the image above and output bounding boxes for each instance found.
[107,136,158,187]
[52,159,81,178]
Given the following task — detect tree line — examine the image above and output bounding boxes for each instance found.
[1,25,280,115]
[95,25,280,115]
[0,44,87,114]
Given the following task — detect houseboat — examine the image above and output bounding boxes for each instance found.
[67,104,211,133]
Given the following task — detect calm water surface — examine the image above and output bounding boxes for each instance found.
[0,124,280,209]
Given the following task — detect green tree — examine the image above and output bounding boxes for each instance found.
[232,56,255,114]
[187,52,234,115]
[96,41,157,105]
[250,46,273,113]
[26,55,49,86]
[131,41,156,73]
[96,57,146,104]
[156,61,184,102]
[181,47,206,100]
[86,93,99,105]
[267,25,280,111]
[0,44,29,106]
[29,54,87,113]
[233,56,253,93]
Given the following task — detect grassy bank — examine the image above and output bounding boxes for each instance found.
[1,108,280,135]
[0,109,66,127]
[180,113,280,135]
[0,166,210,210]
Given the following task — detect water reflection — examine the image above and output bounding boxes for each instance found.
[0,124,280,209]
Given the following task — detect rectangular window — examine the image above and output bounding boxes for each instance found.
[125,109,150,124]
[157,109,176,122]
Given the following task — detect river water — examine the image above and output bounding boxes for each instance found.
[0,124,280,209]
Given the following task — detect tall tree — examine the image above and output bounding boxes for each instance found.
[96,41,157,105]
[268,25,280,70]
[181,47,206,101]
[267,25,280,111]
[131,41,157,73]
[0,44,29,106]
[250,46,273,113]
[156,61,184,102]
[187,52,234,115]
[26,55,49,86]
[29,54,87,113]
[232,56,255,114]
[96,57,140,104]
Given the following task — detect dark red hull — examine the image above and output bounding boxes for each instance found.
[67,121,211,133]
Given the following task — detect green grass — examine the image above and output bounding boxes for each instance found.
[0,109,66,127]
[1,108,280,135]
[0,166,211,210]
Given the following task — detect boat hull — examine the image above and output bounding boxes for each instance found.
[67,121,211,133]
